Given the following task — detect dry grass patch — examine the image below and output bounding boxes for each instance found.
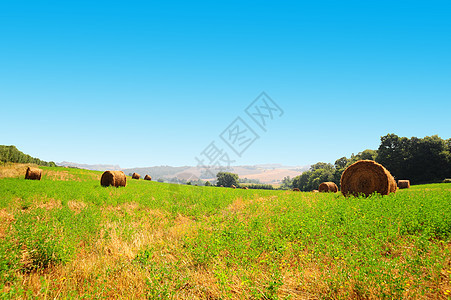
[168,214,196,240]
[44,170,81,182]
[67,200,87,214]
[0,209,15,238]
[226,197,246,213]
[0,163,32,178]
[105,202,141,216]
[36,198,62,210]
[15,254,149,299]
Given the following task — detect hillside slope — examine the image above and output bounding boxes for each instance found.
[0,164,450,299]
[0,145,56,167]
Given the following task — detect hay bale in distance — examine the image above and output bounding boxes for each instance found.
[144,175,152,181]
[293,188,300,192]
[25,167,42,180]
[312,190,319,193]
[242,186,248,190]
[340,160,397,197]
[231,185,236,189]
[318,182,338,193]
[398,180,410,189]
[101,171,126,187]
[132,173,141,180]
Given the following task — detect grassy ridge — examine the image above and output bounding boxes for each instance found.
[0,165,450,299]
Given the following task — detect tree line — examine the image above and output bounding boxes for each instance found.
[291,134,451,191]
[0,145,56,167]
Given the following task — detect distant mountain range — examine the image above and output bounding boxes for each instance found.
[57,161,310,184]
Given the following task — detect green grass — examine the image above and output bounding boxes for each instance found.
[0,165,450,299]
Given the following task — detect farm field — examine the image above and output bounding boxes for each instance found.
[0,164,450,299]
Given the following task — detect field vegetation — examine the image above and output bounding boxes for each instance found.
[0,164,450,299]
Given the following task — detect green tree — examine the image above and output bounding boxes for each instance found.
[216,172,239,188]
[310,162,333,172]
[205,181,211,186]
[358,149,378,161]
[334,157,348,170]
[406,135,449,183]
[292,171,312,191]
[279,176,293,190]
[376,134,451,183]
[376,133,410,179]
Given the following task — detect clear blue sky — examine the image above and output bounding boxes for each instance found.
[1,1,450,168]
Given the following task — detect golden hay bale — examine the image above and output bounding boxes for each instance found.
[318,182,338,193]
[389,175,397,193]
[312,190,319,193]
[293,188,300,192]
[398,180,410,189]
[242,187,249,190]
[220,185,224,187]
[25,167,42,180]
[340,160,396,197]
[144,175,152,181]
[101,171,126,187]
[231,185,236,189]
[132,173,141,180]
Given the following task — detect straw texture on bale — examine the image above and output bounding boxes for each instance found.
[144,175,152,181]
[25,167,42,180]
[293,188,300,192]
[231,185,236,189]
[312,190,319,193]
[340,160,397,197]
[242,187,249,190]
[318,182,338,193]
[398,180,410,189]
[101,171,127,187]
[132,173,141,180]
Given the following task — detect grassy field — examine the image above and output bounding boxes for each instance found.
[0,164,450,299]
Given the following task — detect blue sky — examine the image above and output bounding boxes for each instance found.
[1,1,450,168]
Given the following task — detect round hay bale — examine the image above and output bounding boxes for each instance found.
[220,185,224,187]
[242,187,248,190]
[398,180,410,189]
[292,188,300,192]
[101,171,127,187]
[318,182,338,193]
[144,175,152,181]
[132,173,141,180]
[312,190,319,193]
[389,175,397,193]
[25,167,42,180]
[231,185,236,189]
[340,160,397,197]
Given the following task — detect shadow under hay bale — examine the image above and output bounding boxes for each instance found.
[341,160,396,197]
[293,188,300,192]
[398,180,410,189]
[101,171,126,187]
[144,175,152,181]
[132,173,141,180]
[318,182,338,193]
[25,167,42,180]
